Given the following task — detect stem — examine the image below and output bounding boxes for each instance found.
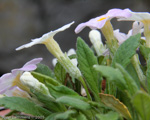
[78,76,92,100]
[131,54,147,91]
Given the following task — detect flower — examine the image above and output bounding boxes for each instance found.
[89,30,106,56]
[75,8,131,54]
[114,21,144,44]
[16,22,82,79]
[118,9,150,47]
[4,86,30,98]
[75,8,131,33]
[16,22,74,60]
[20,72,50,96]
[0,58,42,96]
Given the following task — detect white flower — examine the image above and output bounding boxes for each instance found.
[16,22,82,79]
[16,22,74,60]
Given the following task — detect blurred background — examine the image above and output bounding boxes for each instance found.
[0,0,149,76]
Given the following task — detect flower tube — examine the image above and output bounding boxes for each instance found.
[16,22,82,79]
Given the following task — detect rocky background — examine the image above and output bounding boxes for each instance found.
[0,0,149,75]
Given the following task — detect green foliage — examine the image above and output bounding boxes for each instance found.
[54,62,67,84]
[0,97,51,117]
[99,93,132,120]
[94,65,127,90]
[56,96,91,110]
[115,63,139,95]
[96,111,119,120]
[140,45,150,60]
[46,83,86,100]
[76,37,100,101]
[132,91,150,120]
[45,110,76,120]
[112,34,141,68]
[34,63,55,78]
[146,56,150,93]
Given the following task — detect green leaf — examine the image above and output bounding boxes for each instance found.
[54,62,66,84]
[96,111,119,120]
[34,63,55,78]
[46,83,86,101]
[132,91,150,120]
[112,34,141,68]
[0,97,51,117]
[99,93,132,120]
[77,112,87,120]
[94,65,127,90]
[56,96,91,111]
[146,56,150,93]
[45,110,76,120]
[125,62,140,88]
[76,37,100,101]
[31,71,60,86]
[31,89,66,112]
[140,45,150,60]
[115,63,139,95]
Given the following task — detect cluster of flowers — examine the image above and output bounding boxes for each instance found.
[0,8,150,99]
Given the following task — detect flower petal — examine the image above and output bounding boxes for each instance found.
[16,22,74,50]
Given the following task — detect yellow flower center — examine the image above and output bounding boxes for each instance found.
[97,16,110,21]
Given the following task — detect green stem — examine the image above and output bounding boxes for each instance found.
[131,54,148,91]
[78,76,92,100]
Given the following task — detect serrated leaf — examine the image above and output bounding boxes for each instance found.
[94,65,127,90]
[31,89,66,112]
[99,93,132,120]
[115,63,139,95]
[45,110,76,120]
[46,83,86,101]
[146,56,150,93]
[0,97,51,117]
[54,62,66,84]
[76,37,100,101]
[140,45,150,60]
[96,111,119,120]
[112,34,141,68]
[132,91,150,120]
[56,96,91,111]
[34,63,55,78]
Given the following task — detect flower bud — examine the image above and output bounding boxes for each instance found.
[20,72,50,96]
[89,30,106,56]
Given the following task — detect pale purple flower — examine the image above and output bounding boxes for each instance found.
[0,58,42,96]
[114,21,144,44]
[75,8,131,33]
